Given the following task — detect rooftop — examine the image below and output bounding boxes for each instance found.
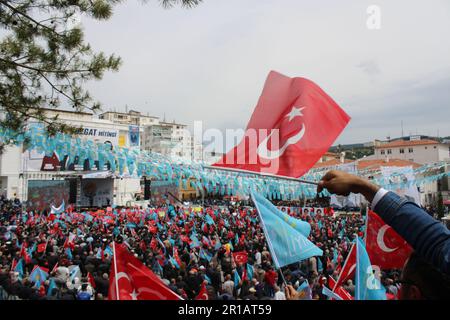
[375,139,443,149]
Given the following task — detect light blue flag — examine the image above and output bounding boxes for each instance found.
[252,192,310,237]
[355,237,386,300]
[14,259,24,279]
[65,248,73,260]
[333,248,339,264]
[199,248,212,262]
[297,280,312,300]
[190,234,201,248]
[214,240,222,250]
[70,266,81,282]
[204,274,211,285]
[30,267,48,284]
[205,214,215,225]
[322,285,343,300]
[251,192,322,268]
[169,256,180,269]
[234,269,241,287]
[47,278,57,296]
[104,245,114,257]
[246,263,254,281]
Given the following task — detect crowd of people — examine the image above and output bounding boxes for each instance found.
[2,170,449,301]
[0,191,388,300]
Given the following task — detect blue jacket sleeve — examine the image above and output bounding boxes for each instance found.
[374,191,450,276]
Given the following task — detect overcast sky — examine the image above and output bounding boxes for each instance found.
[82,0,450,149]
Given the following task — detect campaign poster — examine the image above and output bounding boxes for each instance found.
[129,125,140,147]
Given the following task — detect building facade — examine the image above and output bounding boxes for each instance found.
[374,137,450,165]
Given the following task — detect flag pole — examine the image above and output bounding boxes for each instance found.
[203,165,319,185]
[112,241,120,300]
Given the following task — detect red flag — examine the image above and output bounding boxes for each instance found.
[213,71,350,178]
[37,242,47,253]
[88,272,96,288]
[232,251,248,265]
[108,243,181,300]
[51,262,59,274]
[328,276,353,300]
[365,210,413,269]
[333,243,356,290]
[195,282,209,300]
[173,248,183,267]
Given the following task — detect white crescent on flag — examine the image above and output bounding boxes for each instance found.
[376,225,399,253]
[257,106,306,160]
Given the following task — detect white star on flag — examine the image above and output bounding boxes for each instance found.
[286,106,305,121]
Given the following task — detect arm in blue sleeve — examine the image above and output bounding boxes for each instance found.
[374,191,450,276]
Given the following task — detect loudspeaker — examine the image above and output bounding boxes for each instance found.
[144,179,151,200]
[69,179,77,204]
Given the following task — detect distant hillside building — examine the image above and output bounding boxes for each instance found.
[374,136,450,164]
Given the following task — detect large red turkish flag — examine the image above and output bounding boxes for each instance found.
[108,243,181,300]
[365,210,412,269]
[213,71,350,178]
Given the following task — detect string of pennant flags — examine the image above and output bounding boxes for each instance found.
[1,125,449,201]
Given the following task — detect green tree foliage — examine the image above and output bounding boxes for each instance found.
[0,0,201,145]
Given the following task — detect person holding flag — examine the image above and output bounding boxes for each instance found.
[318,170,450,299]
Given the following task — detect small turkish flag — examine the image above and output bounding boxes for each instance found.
[328,276,353,300]
[232,251,248,265]
[333,242,356,290]
[37,242,47,253]
[365,210,412,269]
[108,243,181,300]
[213,71,350,178]
[195,282,209,300]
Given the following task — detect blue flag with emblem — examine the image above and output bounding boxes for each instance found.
[251,192,322,269]
[355,237,386,300]
[30,266,48,284]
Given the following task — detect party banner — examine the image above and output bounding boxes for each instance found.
[129,125,140,147]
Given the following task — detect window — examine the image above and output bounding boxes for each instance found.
[400,148,405,154]
[387,149,392,154]
[380,150,385,155]
[409,148,413,153]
